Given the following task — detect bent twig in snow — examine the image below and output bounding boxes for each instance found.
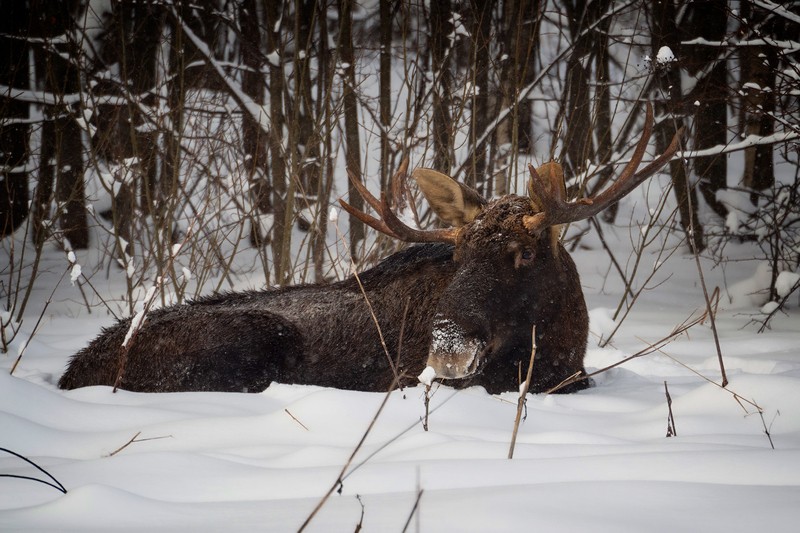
[509,326,537,459]
[0,447,67,494]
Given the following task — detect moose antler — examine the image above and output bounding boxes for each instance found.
[339,158,459,244]
[524,102,684,232]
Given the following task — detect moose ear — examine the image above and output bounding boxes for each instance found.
[412,168,487,227]
[527,161,567,212]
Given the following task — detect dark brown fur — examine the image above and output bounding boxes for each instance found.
[59,196,588,394]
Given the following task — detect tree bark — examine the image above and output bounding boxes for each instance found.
[430,0,453,174]
[0,2,30,238]
[33,0,89,249]
[313,0,335,281]
[379,0,392,190]
[739,1,777,200]
[494,0,540,195]
[240,0,271,247]
[685,0,728,219]
[264,0,288,284]
[339,0,365,259]
[466,0,493,192]
[651,0,704,252]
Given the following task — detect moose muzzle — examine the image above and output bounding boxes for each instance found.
[424,318,486,380]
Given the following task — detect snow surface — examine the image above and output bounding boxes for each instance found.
[2,233,799,532]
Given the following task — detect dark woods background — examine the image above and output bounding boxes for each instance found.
[1,1,798,303]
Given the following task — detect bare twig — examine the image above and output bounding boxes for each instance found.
[106,432,173,457]
[422,384,432,431]
[0,447,67,494]
[401,488,425,533]
[353,494,365,532]
[285,409,310,431]
[757,409,778,450]
[509,325,537,459]
[107,431,141,457]
[664,381,677,437]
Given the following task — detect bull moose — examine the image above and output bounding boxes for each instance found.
[59,105,680,394]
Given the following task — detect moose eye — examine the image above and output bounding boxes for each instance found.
[514,247,535,269]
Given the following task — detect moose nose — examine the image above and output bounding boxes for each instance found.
[426,319,485,379]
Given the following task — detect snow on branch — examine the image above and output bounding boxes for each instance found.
[679,130,800,160]
[752,0,800,26]
[682,36,800,52]
[167,6,274,140]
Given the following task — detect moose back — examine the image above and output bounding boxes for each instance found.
[59,106,679,394]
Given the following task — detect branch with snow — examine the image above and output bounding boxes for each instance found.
[678,130,800,159]
[167,6,275,143]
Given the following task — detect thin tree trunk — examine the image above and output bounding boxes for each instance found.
[241,0,271,247]
[686,0,728,219]
[466,0,492,192]
[379,0,392,190]
[35,2,89,249]
[739,1,776,200]
[651,0,704,253]
[0,1,30,238]
[264,0,288,284]
[494,0,539,195]
[561,0,603,182]
[121,1,160,222]
[430,0,453,174]
[313,0,334,281]
[594,3,616,222]
[295,0,320,196]
[339,0,364,259]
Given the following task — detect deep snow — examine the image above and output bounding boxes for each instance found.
[2,226,799,531]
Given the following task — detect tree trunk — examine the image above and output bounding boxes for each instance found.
[430,0,453,174]
[379,0,392,190]
[593,3,616,222]
[34,1,89,249]
[297,0,320,196]
[651,0,704,252]
[739,1,777,200]
[0,2,30,238]
[685,0,728,219]
[121,0,160,221]
[561,0,605,182]
[265,0,288,284]
[339,0,364,259]
[494,0,540,195]
[466,0,492,192]
[240,0,271,247]
[313,0,335,281]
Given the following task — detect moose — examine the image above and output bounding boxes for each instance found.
[59,105,680,394]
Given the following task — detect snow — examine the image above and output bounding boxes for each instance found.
[656,46,676,65]
[70,264,82,286]
[417,366,436,387]
[776,271,800,298]
[2,231,799,532]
